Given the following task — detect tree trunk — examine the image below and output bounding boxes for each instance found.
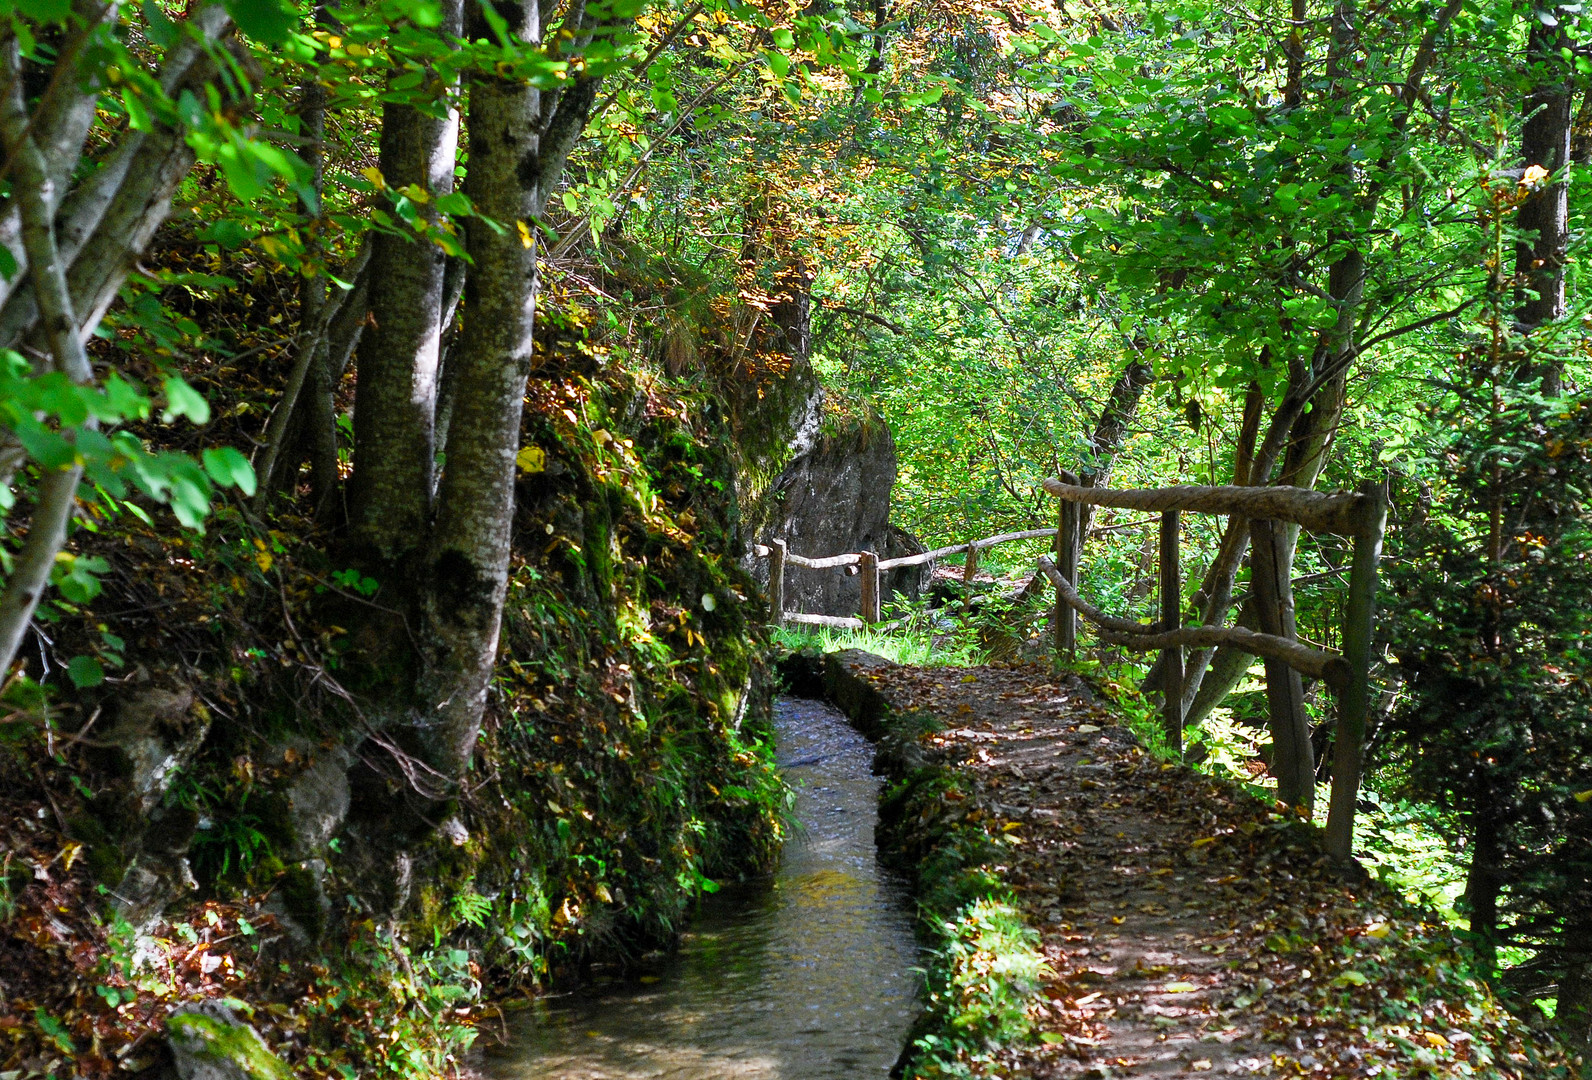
[1515,5,1573,394]
[1560,934,1591,1051]
[1464,806,1503,975]
[0,5,234,350]
[0,35,96,676]
[347,7,462,561]
[1074,357,1153,539]
[417,1,606,778]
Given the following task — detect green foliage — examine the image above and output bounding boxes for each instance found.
[878,764,1048,1078]
[1386,382,1592,980]
[186,791,276,886]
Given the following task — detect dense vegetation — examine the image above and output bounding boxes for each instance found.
[0,0,1588,1073]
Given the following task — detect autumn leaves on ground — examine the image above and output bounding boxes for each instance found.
[831,652,1578,1079]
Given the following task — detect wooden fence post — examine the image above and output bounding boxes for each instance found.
[1324,483,1387,862]
[1160,509,1183,755]
[1056,469,1079,661]
[1250,518,1314,814]
[768,538,786,627]
[962,543,980,616]
[859,550,881,624]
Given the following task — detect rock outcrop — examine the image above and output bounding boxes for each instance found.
[750,412,930,618]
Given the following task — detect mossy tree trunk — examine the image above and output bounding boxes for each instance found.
[336,0,626,819]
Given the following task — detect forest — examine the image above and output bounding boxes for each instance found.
[0,0,1588,1075]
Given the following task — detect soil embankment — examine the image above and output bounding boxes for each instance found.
[805,649,1579,1080]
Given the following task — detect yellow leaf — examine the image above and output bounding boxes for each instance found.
[254,551,273,573]
[516,446,546,474]
[361,166,386,190]
[1190,837,1216,848]
[595,883,613,903]
[517,219,535,249]
[397,182,430,205]
[1574,789,1592,803]
[1163,981,1198,993]
[1364,923,1391,939]
[960,674,978,683]
[1001,821,1022,832]
[1424,1032,1449,1048]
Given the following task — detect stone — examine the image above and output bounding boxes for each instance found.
[274,740,351,861]
[94,685,209,815]
[166,1001,292,1080]
[754,415,930,617]
[111,852,198,929]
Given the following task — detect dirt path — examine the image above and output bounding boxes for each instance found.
[843,656,1571,1080]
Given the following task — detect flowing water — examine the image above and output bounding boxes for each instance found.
[485,696,923,1080]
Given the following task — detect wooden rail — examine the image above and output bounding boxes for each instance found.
[1043,471,1385,863]
[752,526,1059,631]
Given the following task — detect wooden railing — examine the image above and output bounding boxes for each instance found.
[752,527,1058,630]
[1037,470,1386,863]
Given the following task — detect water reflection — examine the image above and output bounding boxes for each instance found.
[487,696,922,1079]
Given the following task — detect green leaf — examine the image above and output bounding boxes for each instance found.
[199,219,250,250]
[223,0,299,43]
[162,375,211,425]
[141,0,178,45]
[67,656,104,689]
[16,0,73,22]
[202,446,257,496]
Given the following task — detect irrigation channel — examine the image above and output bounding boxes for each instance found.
[487,696,923,1079]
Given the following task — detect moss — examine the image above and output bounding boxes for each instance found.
[167,1010,293,1080]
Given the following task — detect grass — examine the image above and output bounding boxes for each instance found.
[770,616,983,668]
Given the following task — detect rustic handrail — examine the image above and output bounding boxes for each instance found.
[1041,474,1385,866]
[1040,478,1377,537]
[875,528,1057,570]
[754,525,1060,630]
[1037,557,1349,690]
[750,545,861,570]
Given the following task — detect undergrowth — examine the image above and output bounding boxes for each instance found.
[875,729,1049,1077]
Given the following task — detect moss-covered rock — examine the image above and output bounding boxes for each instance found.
[166,1002,292,1080]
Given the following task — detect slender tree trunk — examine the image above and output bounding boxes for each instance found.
[0,35,96,676]
[253,62,329,508]
[1560,933,1592,1050]
[347,5,463,561]
[1465,807,1503,975]
[0,4,232,348]
[1515,5,1573,394]
[418,0,606,777]
[0,0,119,309]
